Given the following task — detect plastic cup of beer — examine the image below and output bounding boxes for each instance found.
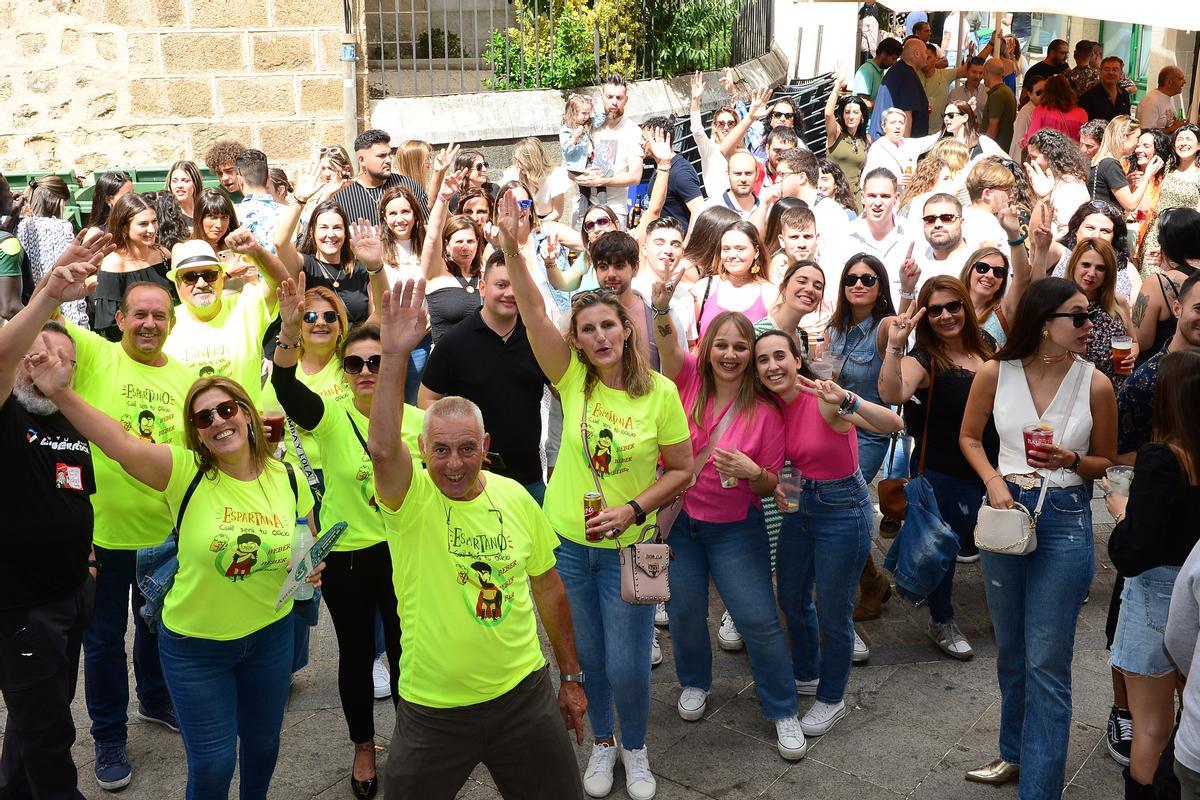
[810,360,834,381]
[779,465,802,513]
[1110,335,1133,376]
[720,472,739,489]
[1106,465,1134,497]
[1022,422,1054,466]
[828,354,846,382]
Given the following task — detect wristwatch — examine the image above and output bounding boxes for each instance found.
[627,499,647,525]
[560,672,585,685]
[1066,450,1082,471]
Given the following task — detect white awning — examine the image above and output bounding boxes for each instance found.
[876,3,1199,32]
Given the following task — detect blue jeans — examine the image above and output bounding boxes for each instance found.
[775,473,872,705]
[159,615,293,800]
[290,595,319,674]
[554,536,654,749]
[522,480,547,506]
[980,482,1093,800]
[920,467,983,624]
[666,506,797,719]
[84,546,171,745]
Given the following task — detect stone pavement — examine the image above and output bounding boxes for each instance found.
[3,495,1128,800]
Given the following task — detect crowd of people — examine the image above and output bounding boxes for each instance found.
[2,15,1200,800]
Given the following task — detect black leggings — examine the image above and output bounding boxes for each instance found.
[320,542,401,743]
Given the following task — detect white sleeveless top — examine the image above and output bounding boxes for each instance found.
[993,358,1093,488]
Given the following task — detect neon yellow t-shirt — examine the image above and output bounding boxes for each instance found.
[260,358,351,469]
[313,397,424,552]
[163,291,275,407]
[544,357,690,547]
[380,469,556,708]
[161,447,314,641]
[67,325,196,550]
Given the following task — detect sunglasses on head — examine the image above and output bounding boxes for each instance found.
[843,273,878,287]
[972,262,1008,279]
[922,213,959,225]
[1047,311,1090,328]
[303,310,340,325]
[571,287,616,305]
[583,216,614,233]
[342,354,382,374]
[179,269,221,285]
[319,146,340,155]
[926,299,964,318]
[472,161,489,172]
[192,400,241,430]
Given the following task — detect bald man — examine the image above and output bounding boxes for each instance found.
[981,59,1017,150]
[1139,66,1187,132]
[868,37,930,139]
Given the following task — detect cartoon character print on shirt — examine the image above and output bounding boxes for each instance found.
[207,506,290,582]
[448,506,515,628]
[354,454,378,510]
[174,342,231,382]
[117,385,181,446]
[224,533,260,581]
[585,399,634,479]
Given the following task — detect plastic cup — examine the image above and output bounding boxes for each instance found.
[1022,422,1054,466]
[828,354,846,382]
[720,472,739,489]
[1106,465,1134,497]
[779,465,802,513]
[1110,335,1133,376]
[810,360,833,381]
[262,412,285,445]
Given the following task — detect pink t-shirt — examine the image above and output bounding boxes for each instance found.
[781,391,859,480]
[674,354,785,523]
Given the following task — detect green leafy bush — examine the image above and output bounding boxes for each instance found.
[417,28,470,59]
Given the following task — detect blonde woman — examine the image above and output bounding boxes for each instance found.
[1089,116,1164,213]
[501,137,570,221]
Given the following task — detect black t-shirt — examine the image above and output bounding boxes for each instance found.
[331,174,429,227]
[647,154,703,229]
[1022,60,1069,91]
[1088,158,1129,205]
[420,310,549,485]
[0,394,94,609]
[1078,84,1132,122]
[301,254,371,325]
[904,344,999,480]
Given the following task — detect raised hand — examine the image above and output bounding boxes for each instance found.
[797,375,848,407]
[276,273,307,336]
[899,241,920,293]
[748,87,771,120]
[380,278,429,355]
[997,203,1025,238]
[887,306,926,349]
[432,142,461,174]
[45,261,99,303]
[224,227,259,255]
[646,126,674,165]
[690,70,704,102]
[53,228,114,271]
[293,167,323,204]
[438,168,468,203]
[25,342,74,399]
[494,190,522,254]
[348,219,384,269]
[1024,160,1055,198]
[719,67,737,98]
[650,261,686,310]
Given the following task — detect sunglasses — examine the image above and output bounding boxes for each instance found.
[972,262,1008,279]
[571,287,616,305]
[772,111,794,119]
[472,161,489,172]
[1047,311,1090,328]
[179,269,221,285]
[192,400,241,430]
[943,110,964,118]
[922,213,959,225]
[516,199,533,211]
[926,299,964,318]
[342,354,382,374]
[583,216,614,233]
[319,146,340,155]
[713,118,737,128]
[843,273,879,287]
[303,310,340,324]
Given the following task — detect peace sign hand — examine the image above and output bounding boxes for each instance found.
[432,142,461,174]
[797,375,848,406]
[887,306,926,349]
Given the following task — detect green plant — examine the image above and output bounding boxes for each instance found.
[651,0,738,76]
[417,28,470,58]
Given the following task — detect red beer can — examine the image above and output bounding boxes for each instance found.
[584,492,604,541]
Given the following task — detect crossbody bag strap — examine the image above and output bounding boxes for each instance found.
[581,386,607,504]
[696,276,714,326]
[1034,359,1088,520]
[347,411,369,457]
[172,469,206,541]
[692,400,740,484]
[283,461,299,507]
[286,418,323,497]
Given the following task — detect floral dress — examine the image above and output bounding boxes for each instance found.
[1084,301,1129,390]
[1142,169,1200,275]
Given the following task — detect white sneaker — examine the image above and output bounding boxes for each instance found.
[801,700,846,736]
[928,620,974,660]
[621,746,657,800]
[654,602,669,627]
[676,686,709,721]
[372,654,390,700]
[583,742,619,798]
[775,715,808,760]
[650,630,663,667]
[795,678,819,696]
[852,631,869,663]
[717,611,743,651]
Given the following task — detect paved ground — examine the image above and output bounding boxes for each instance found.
[3,495,1128,800]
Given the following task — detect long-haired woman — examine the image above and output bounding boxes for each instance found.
[1141,124,1200,275]
[1024,128,1092,235]
[823,83,871,199]
[936,100,1005,159]
[276,200,372,325]
[679,206,741,282]
[688,72,768,198]
[88,171,134,231]
[960,276,1116,798]
[1089,117,1163,213]
[818,159,859,218]
[166,160,204,229]
[378,184,427,287]
[497,188,692,799]
[1040,198,1140,300]
[1063,238,1137,387]
[421,169,484,342]
[503,137,569,222]
[192,188,239,257]
[16,176,83,324]
[692,221,776,337]
[95,193,173,340]
[1023,75,1088,144]
[958,204,1035,347]
[1130,128,1173,266]
[1131,207,1200,363]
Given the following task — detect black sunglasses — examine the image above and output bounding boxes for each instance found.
[303,310,340,324]
[843,273,879,287]
[583,216,615,233]
[342,354,382,374]
[180,269,221,285]
[472,161,489,171]
[927,299,964,318]
[972,262,1008,279]
[1047,311,1090,328]
[772,111,795,119]
[192,400,241,430]
[922,213,959,225]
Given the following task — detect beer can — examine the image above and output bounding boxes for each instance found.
[584,492,604,541]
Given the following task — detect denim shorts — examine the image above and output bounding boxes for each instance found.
[1111,565,1181,677]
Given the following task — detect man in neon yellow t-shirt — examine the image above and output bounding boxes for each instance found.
[163,235,285,407]
[369,281,587,799]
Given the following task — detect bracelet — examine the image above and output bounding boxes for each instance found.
[656,162,672,170]
[365,265,383,275]
[985,474,1006,487]
[651,304,671,317]
[755,466,766,482]
[837,391,860,416]
[1066,450,1081,471]
[899,290,917,299]
[275,336,300,350]
[501,248,520,259]
[1008,234,1028,246]
[885,347,905,356]
[293,194,311,204]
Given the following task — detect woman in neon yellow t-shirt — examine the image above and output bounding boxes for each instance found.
[496,188,693,799]
[26,363,321,800]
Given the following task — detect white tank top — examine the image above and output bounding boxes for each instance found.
[993,358,1093,488]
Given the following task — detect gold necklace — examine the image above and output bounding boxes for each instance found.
[1038,349,1070,365]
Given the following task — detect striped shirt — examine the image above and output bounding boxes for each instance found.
[331,174,428,226]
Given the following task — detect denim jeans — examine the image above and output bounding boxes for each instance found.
[554,536,654,749]
[84,546,171,745]
[666,506,797,719]
[980,482,1093,800]
[776,472,872,704]
[920,467,983,624]
[158,615,293,800]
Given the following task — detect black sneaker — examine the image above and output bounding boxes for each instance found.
[1106,705,1132,766]
[136,702,180,733]
[94,742,132,790]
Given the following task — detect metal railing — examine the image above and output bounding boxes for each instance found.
[365,0,774,98]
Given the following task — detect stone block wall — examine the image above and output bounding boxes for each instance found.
[0,0,369,181]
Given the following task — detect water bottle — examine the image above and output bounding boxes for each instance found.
[291,518,314,601]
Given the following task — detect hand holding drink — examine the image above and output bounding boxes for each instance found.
[777,464,802,513]
[1022,422,1054,468]
[1105,465,1134,497]
[1110,335,1134,376]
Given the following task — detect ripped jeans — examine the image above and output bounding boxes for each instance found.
[920,467,984,623]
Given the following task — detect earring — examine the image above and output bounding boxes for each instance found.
[751,261,760,275]
[1041,329,1049,340]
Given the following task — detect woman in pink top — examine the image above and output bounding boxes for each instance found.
[650,301,807,759]
[1022,76,1088,146]
[754,329,903,739]
[692,221,777,337]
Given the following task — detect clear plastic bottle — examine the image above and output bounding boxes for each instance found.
[291,517,314,601]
